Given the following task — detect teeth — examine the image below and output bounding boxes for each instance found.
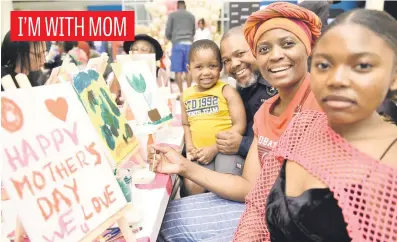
[270,66,290,72]
[236,68,246,75]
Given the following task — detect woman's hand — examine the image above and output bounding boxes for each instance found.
[148,144,188,175]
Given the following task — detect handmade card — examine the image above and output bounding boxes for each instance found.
[111,60,172,126]
[72,70,139,165]
[1,83,127,242]
[58,62,79,84]
[86,53,109,76]
[128,53,157,81]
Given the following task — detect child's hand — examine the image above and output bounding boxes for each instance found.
[196,146,218,165]
[186,146,198,161]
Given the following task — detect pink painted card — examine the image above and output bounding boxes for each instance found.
[1,83,127,242]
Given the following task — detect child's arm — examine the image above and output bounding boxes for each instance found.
[222,85,247,135]
[181,99,196,160]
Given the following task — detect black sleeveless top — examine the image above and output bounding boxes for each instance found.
[266,161,350,242]
[265,138,397,242]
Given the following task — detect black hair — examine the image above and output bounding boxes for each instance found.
[188,39,222,68]
[1,31,44,74]
[321,8,397,101]
[325,9,397,57]
[87,41,95,49]
[63,41,77,52]
[198,18,205,26]
[177,0,186,9]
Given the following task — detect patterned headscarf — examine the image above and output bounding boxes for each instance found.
[243,2,322,56]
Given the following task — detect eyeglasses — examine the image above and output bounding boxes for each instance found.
[130,46,153,53]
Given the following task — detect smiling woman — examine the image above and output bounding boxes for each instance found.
[234,7,397,242]
[242,2,323,160]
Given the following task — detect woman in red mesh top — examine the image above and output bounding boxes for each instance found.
[234,7,397,242]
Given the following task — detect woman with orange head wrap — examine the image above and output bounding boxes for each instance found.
[150,3,324,242]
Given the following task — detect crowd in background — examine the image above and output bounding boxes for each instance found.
[1,1,397,241]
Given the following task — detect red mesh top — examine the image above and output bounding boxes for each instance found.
[233,110,397,242]
[252,74,321,165]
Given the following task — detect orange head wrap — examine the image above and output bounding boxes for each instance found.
[243,2,322,56]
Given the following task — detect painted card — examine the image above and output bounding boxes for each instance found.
[127,54,157,81]
[58,63,79,84]
[72,70,139,165]
[1,83,127,242]
[112,60,172,126]
[86,53,109,84]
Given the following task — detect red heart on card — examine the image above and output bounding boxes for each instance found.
[45,98,68,121]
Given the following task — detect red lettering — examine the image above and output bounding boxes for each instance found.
[11,175,34,199]
[37,197,53,221]
[92,197,101,213]
[65,157,77,174]
[52,188,72,213]
[64,178,79,203]
[76,151,89,168]
[37,187,73,221]
[85,142,101,166]
[81,205,93,221]
[105,184,116,205]
[54,162,70,180]
[43,162,56,182]
[32,171,46,190]
[89,184,117,215]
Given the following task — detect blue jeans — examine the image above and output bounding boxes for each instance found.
[171,44,191,73]
[158,193,245,242]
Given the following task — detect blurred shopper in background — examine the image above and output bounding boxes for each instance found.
[1,31,46,89]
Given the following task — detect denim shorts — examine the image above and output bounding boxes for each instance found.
[171,43,191,73]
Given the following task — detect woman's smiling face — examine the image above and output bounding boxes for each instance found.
[255,28,308,89]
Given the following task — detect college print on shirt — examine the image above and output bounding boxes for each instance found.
[185,95,219,117]
[257,135,278,161]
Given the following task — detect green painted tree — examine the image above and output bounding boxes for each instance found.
[87,90,98,113]
[100,87,121,116]
[122,123,134,144]
[99,95,121,150]
[127,73,152,109]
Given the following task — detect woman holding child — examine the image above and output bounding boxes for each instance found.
[151,3,323,241]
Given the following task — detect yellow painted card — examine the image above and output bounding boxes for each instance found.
[72,69,139,165]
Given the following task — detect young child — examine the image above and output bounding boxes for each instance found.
[181,39,246,196]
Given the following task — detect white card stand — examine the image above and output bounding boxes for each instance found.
[15,74,34,88]
[1,75,17,90]
[2,74,136,242]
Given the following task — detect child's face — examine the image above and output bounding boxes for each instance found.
[188,48,221,91]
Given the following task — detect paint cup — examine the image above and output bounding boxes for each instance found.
[114,168,132,202]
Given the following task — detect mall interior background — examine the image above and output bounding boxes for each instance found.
[1,0,395,62]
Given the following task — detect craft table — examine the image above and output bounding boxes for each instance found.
[125,124,184,242]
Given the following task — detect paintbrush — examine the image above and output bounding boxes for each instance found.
[151,147,156,172]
